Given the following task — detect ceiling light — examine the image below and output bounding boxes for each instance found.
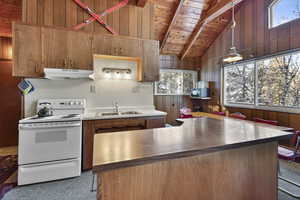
[223,2,243,63]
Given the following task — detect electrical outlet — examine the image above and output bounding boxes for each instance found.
[90,85,96,93]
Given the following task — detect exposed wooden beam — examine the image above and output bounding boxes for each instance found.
[136,0,149,7]
[180,0,244,60]
[160,0,187,52]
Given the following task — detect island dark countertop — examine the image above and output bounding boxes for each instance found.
[93,117,293,172]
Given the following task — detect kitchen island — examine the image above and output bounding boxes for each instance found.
[93,117,293,200]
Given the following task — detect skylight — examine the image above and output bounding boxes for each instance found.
[269,0,300,28]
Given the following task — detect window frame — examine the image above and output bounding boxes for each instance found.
[222,48,300,114]
[268,0,300,29]
[154,69,198,96]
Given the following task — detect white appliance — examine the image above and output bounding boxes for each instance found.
[18,99,86,185]
[44,68,94,80]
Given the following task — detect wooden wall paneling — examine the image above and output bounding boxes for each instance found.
[22,0,155,40]
[119,1,130,36]
[0,61,21,147]
[128,5,138,37]
[83,0,94,32]
[94,0,107,34]
[200,0,300,132]
[0,37,12,60]
[288,114,300,131]
[277,23,290,52]
[37,0,44,26]
[290,20,300,49]
[44,0,54,26]
[141,3,150,39]
[108,0,120,34]
[25,0,38,25]
[66,0,78,27]
[243,0,254,58]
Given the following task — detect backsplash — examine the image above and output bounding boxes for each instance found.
[24,58,154,117]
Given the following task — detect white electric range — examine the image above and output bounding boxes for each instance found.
[18,99,86,185]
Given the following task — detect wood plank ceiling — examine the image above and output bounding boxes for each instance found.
[152,0,233,58]
[0,0,236,58]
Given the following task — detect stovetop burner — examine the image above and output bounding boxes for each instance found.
[29,115,53,120]
[61,114,80,119]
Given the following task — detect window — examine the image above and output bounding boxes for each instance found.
[269,0,300,28]
[155,69,197,95]
[257,52,300,107]
[224,63,255,105]
[223,50,300,112]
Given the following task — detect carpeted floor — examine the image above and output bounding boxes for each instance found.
[0,155,17,199]
[2,161,300,200]
[3,171,96,200]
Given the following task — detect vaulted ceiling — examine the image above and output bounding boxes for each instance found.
[0,0,241,58]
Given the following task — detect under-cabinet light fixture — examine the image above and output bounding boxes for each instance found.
[102,68,132,80]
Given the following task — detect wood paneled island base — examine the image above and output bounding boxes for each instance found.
[96,142,277,200]
[93,118,292,200]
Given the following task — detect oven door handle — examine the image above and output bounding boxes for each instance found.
[19,123,81,130]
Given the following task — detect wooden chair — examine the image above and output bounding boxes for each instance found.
[229,112,247,120]
[251,117,300,196]
[179,107,193,119]
[253,117,279,126]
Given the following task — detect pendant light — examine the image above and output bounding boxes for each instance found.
[223,2,243,63]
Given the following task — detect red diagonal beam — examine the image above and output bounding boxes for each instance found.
[73,0,129,31]
[72,0,118,35]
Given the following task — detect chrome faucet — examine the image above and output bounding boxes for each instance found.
[113,101,119,113]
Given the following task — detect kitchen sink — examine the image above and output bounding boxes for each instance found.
[101,112,119,116]
[121,111,141,115]
[100,111,141,116]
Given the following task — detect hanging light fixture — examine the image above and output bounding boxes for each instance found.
[223,1,243,63]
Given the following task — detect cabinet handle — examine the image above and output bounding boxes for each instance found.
[63,58,68,68]
[70,60,74,68]
[35,63,39,74]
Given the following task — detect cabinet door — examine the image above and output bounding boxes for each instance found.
[146,117,166,129]
[13,24,42,77]
[93,34,113,56]
[41,27,68,69]
[112,37,142,57]
[142,40,159,82]
[68,31,93,70]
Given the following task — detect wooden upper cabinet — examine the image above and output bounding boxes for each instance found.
[112,37,142,57]
[13,23,159,81]
[42,28,93,70]
[141,40,160,82]
[13,23,42,77]
[92,34,113,55]
[41,27,68,69]
[68,31,93,70]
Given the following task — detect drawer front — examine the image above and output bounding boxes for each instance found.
[94,118,146,133]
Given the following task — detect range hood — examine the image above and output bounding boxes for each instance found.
[44,68,95,80]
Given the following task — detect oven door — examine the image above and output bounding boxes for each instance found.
[18,121,82,165]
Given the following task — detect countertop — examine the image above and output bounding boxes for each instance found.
[93,117,293,172]
[82,110,167,120]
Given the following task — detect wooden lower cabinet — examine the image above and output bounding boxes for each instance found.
[82,116,166,170]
